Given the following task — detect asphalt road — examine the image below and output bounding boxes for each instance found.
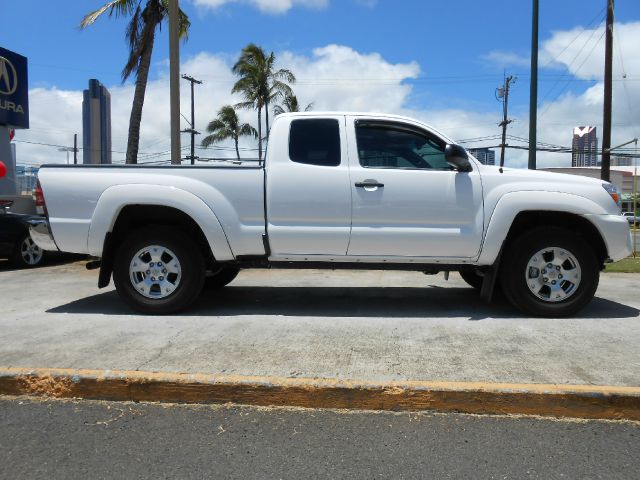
[1,397,638,479]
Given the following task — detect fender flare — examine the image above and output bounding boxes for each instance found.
[87,184,234,261]
[477,191,608,265]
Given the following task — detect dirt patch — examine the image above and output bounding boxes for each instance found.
[17,374,74,398]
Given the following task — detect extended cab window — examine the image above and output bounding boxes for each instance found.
[355,121,451,170]
[289,119,341,167]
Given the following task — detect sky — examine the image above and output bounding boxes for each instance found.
[1,0,639,167]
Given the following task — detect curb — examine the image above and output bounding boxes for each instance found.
[2,367,640,420]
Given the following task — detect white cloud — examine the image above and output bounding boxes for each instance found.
[14,22,640,170]
[482,51,531,68]
[192,0,328,14]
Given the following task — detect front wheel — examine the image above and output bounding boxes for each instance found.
[500,227,599,317]
[113,227,205,314]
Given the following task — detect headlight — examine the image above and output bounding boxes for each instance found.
[602,182,621,207]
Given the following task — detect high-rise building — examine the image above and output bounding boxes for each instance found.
[468,148,496,166]
[82,79,111,164]
[571,126,598,167]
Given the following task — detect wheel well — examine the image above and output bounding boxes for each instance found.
[504,211,608,266]
[108,205,215,267]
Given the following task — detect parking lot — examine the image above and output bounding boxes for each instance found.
[1,260,639,388]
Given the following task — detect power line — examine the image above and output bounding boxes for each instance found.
[538,18,606,112]
[539,28,607,119]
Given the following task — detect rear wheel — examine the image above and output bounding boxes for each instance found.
[204,265,240,289]
[10,233,45,268]
[113,227,205,314]
[500,227,599,317]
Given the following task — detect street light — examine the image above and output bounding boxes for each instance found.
[58,147,74,165]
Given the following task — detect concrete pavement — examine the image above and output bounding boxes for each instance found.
[1,261,639,388]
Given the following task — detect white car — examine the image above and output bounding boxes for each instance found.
[30,112,632,317]
[622,212,640,226]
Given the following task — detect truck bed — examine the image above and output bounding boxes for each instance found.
[37,164,266,258]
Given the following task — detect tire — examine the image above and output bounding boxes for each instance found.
[10,232,45,268]
[113,226,205,314]
[459,269,483,290]
[204,265,240,289]
[500,227,599,317]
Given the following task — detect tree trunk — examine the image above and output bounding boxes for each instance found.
[125,21,156,164]
[234,136,240,160]
[257,105,262,161]
[265,100,270,142]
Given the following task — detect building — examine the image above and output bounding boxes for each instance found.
[15,164,39,195]
[611,155,633,167]
[571,126,599,167]
[468,148,496,166]
[82,79,112,164]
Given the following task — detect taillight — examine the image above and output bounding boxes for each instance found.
[35,179,48,216]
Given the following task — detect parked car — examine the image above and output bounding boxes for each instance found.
[622,212,640,227]
[0,200,45,268]
[31,112,632,317]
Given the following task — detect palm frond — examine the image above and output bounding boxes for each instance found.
[124,5,142,53]
[206,119,227,133]
[80,0,136,28]
[272,68,296,84]
[201,130,232,147]
[158,1,191,39]
[238,123,258,139]
[234,100,257,110]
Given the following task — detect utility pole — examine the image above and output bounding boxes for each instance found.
[634,138,638,256]
[73,133,78,165]
[528,0,539,170]
[601,0,614,181]
[181,74,202,165]
[497,74,516,168]
[168,0,181,165]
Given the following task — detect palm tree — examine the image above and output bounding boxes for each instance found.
[201,106,257,160]
[273,93,313,116]
[81,0,190,164]
[232,44,295,160]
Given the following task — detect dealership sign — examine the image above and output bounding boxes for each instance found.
[0,47,29,129]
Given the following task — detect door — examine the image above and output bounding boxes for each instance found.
[346,117,484,258]
[266,115,351,256]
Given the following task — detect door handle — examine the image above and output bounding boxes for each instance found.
[355,180,384,188]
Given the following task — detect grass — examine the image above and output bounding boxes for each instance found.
[604,255,640,273]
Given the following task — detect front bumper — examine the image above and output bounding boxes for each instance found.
[583,214,633,262]
[26,217,59,252]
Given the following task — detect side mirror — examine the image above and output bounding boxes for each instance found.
[445,144,472,172]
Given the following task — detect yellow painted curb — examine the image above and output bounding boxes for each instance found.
[1,367,640,420]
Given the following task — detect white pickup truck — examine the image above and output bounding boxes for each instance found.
[30,112,632,317]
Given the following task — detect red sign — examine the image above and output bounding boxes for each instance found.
[0,161,6,178]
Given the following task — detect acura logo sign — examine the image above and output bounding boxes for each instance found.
[0,56,18,96]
